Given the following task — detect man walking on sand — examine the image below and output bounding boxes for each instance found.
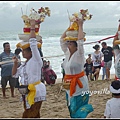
[0,42,16,98]
[101,42,115,80]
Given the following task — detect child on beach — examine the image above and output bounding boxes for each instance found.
[104,80,120,118]
[87,54,92,62]
[84,58,93,81]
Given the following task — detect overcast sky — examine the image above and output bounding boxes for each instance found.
[0,1,120,31]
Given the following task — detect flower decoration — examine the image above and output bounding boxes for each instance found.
[21,7,51,29]
[29,7,51,24]
[67,9,92,31]
[63,9,92,41]
[17,7,51,49]
[20,7,51,35]
[69,9,92,22]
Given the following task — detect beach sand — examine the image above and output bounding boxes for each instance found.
[0,74,115,118]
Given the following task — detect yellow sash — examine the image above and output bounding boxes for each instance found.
[27,81,41,106]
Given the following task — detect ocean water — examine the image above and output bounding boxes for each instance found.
[0,27,118,79]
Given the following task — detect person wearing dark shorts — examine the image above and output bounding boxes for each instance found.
[101,42,115,80]
[92,44,103,80]
[1,76,16,89]
[0,42,16,98]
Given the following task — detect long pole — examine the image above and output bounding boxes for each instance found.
[67,9,71,26]
[84,35,117,45]
[21,7,23,15]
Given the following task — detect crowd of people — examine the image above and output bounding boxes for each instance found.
[0,13,120,119]
[83,41,114,81]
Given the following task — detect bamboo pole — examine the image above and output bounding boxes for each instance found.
[0,54,64,65]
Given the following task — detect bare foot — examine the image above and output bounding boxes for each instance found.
[11,95,18,98]
[11,95,15,97]
[3,96,9,99]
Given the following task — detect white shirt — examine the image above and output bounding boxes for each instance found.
[60,38,89,106]
[92,51,103,66]
[13,38,46,103]
[114,31,120,79]
[104,98,120,118]
[114,49,120,79]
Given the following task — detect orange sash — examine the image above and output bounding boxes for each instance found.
[64,71,85,97]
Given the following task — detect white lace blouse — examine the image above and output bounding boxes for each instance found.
[13,38,46,108]
[60,38,89,105]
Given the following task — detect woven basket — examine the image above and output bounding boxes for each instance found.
[18,85,29,95]
[62,82,70,90]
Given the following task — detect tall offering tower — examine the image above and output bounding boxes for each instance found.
[17,7,51,49]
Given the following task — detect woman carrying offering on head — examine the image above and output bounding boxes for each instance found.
[60,14,93,118]
[12,19,46,118]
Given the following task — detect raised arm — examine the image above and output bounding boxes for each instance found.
[60,28,68,40]
[29,19,43,64]
[12,56,19,76]
[113,24,120,46]
[113,24,120,58]
[60,28,69,53]
[29,19,36,38]
[76,18,85,55]
[77,19,84,40]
